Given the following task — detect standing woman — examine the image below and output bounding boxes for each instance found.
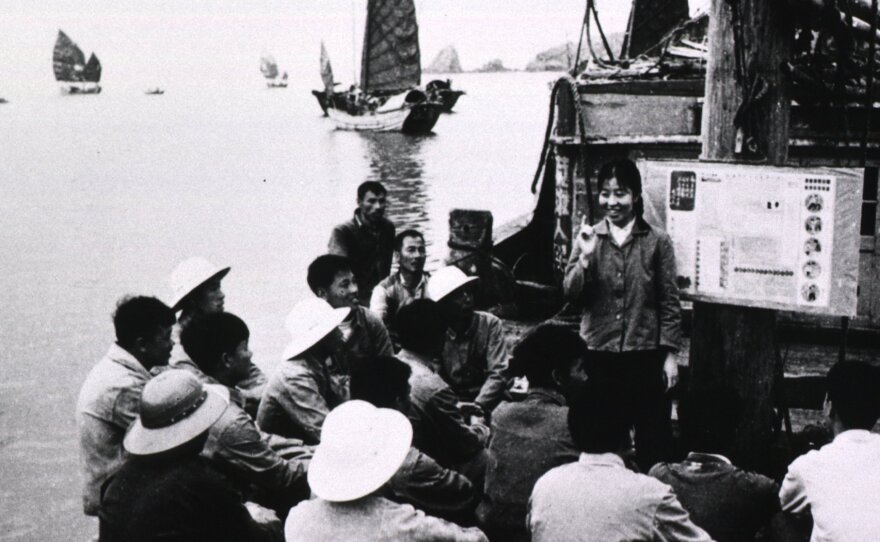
[563,158,681,472]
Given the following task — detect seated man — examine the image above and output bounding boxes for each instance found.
[370,229,430,329]
[256,298,350,443]
[528,383,711,542]
[650,386,779,542]
[308,254,393,373]
[168,257,266,416]
[428,266,510,413]
[394,300,490,488]
[285,400,487,542]
[778,361,880,541]
[76,295,175,516]
[100,370,281,542]
[350,354,478,524]
[180,312,311,515]
[327,180,396,306]
[477,324,586,542]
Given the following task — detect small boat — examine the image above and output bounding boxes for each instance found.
[311,41,348,116]
[426,79,465,113]
[53,30,102,95]
[324,0,443,134]
[260,55,288,88]
[144,88,165,95]
[0,98,8,104]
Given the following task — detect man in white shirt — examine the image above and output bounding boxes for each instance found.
[778,361,880,541]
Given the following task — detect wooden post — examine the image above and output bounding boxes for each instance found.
[690,0,792,470]
[447,210,503,307]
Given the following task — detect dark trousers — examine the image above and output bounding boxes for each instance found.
[587,349,673,472]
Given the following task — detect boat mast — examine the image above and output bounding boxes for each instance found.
[352,0,358,85]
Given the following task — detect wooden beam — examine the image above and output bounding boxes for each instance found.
[690,0,792,471]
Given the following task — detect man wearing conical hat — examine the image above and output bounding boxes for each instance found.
[285,400,488,541]
[428,265,511,414]
[167,256,266,417]
[76,295,175,517]
[99,370,281,541]
[256,298,351,444]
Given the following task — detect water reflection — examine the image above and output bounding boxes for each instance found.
[359,132,442,266]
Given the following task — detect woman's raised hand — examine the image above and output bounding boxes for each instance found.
[575,216,597,264]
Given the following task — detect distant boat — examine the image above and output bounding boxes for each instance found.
[426,79,465,113]
[145,88,165,95]
[53,30,101,95]
[324,0,443,134]
[260,55,288,88]
[0,98,8,104]
[311,41,347,116]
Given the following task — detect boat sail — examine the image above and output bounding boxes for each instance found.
[260,55,288,88]
[324,0,442,134]
[312,41,348,115]
[53,30,101,94]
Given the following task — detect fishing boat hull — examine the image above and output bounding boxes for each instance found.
[266,81,288,88]
[312,90,349,116]
[435,89,464,113]
[401,101,443,134]
[327,106,410,132]
[327,99,442,134]
[59,83,102,95]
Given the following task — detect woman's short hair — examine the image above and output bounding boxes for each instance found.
[509,324,586,386]
[597,158,644,217]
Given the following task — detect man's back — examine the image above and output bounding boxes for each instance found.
[256,355,344,443]
[780,429,880,541]
[76,345,149,515]
[529,453,711,542]
[99,456,275,542]
[478,390,578,541]
[285,494,486,542]
[399,350,487,468]
[650,453,778,542]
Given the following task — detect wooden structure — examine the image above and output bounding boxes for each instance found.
[486,0,880,472]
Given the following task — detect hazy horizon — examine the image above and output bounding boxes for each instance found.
[1,0,709,96]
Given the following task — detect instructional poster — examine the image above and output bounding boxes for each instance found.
[641,161,862,316]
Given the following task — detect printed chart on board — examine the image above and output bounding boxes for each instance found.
[642,162,862,316]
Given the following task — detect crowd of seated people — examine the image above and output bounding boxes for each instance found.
[77,179,880,541]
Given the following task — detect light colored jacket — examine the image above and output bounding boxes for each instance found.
[285,495,487,542]
[256,352,346,444]
[76,344,150,516]
[779,429,880,542]
[529,453,713,542]
[563,218,682,352]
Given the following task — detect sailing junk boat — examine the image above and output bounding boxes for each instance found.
[53,30,102,94]
[325,0,443,134]
[311,42,348,116]
[261,55,288,88]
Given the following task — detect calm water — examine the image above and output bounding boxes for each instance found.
[0,71,557,540]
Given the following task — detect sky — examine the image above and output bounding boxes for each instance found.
[1,0,710,94]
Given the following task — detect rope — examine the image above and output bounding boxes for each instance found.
[529,75,596,222]
[571,0,591,76]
